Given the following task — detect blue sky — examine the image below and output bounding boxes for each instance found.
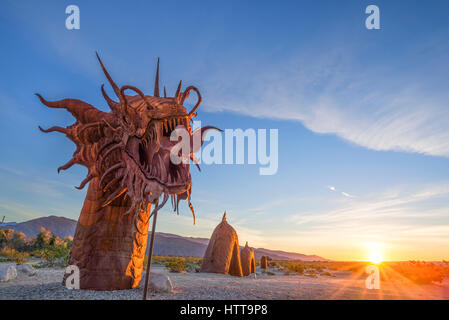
[1,0,449,260]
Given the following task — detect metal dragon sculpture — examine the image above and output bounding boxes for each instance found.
[37,53,219,291]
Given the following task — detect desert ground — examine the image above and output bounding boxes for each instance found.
[1,263,448,300]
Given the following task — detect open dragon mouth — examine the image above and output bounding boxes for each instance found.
[125,116,191,195]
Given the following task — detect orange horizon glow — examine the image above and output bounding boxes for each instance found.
[265,239,449,262]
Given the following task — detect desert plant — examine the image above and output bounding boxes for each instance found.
[0,247,29,264]
[32,227,51,250]
[306,269,317,276]
[39,244,70,267]
[9,231,28,251]
[165,259,187,273]
[284,261,305,274]
[0,229,14,249]
[144,255,202,272]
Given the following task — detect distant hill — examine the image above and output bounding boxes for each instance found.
[150,232,210,257]
[253,248,325,261]
[149,232,326,261]
[8,216,327,261]
[9,215,77,238]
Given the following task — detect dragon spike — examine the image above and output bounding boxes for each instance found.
[187,189,195,225]
[75,173,94,190]
[38,125,68,135]
[36,94,105,124]
[182,86,202,116]
[101,84,121,113]
[222,211,226,222]
[175,80,182,99]
[164,86,167,98]
[96,52,123,103]
[58,158,77,173]
[154,57,160,97]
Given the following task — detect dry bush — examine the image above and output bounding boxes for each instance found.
[144,255,203,273]
[0,247,29,264]
[279,261,305,275]
[306,268,317,276]
[165,259,187,273]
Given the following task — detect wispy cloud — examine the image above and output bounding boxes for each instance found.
[289,183,449,244]
[340,192,354,198]
[0,201,51,221]
[202,43,449,158]
[0,166,76,199]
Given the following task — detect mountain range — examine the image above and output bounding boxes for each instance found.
[6,216,326,261]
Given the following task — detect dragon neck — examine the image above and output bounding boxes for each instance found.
[67,177,152,290]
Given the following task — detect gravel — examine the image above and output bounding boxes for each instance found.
[0,263,448,300]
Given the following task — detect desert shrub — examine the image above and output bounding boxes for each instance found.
[48,234,58,246]
[325,261,367,273]
[0,229,32,251]
[186,257,202,265]
[0,227,71,267]
[39,245,70,267]
[185,257,202,272]
[147,255,182,266]
[0,229,14,248]
[8,231,28,251]
[0,247,29,264]
[32,227,52,250]
[144,255,202,272]
[165,259,187,273]
[62,236,73,249]
[24,230,72,267]
[29,249,44,258]
[185,262,201,273]
[306,269,317,276]
[284,261,305,275]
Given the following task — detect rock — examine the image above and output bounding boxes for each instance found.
[17,264,36,276]
[246,273,257,279]
[149,271,173,293]
[0,264,18,282]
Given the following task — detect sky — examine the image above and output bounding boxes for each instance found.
[1,0,449,261]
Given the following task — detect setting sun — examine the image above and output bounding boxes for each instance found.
[366,242,384,264]
[369,252,383,264]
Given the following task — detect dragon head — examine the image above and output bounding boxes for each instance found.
[37,53,220,221]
